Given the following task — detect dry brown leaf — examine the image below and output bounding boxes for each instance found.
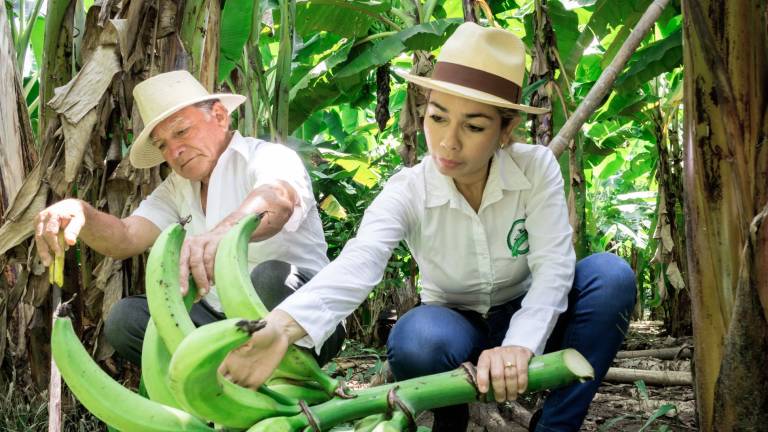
[49,46,120,124]
[24,272,50,308]
[6,264,28,314]
[81,5,109,64]
[92,257,124,319]
[158,0,179,38]
[656,271,667,303]
[666,261,686,290]
[660,224,674,252]
[61,109,99,182]
[0,307,7,368]
[0,182,49,257]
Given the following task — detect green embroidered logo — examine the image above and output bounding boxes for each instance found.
[507,218,529,258]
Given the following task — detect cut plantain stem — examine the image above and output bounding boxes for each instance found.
[249,349,594,431]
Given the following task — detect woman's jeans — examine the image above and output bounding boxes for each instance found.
[104,260,345,367]
[386,253,637,432]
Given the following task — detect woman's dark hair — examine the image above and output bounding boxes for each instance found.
[498,107,524,144]
[498,107,522,129]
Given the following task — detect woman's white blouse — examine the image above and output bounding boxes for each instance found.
[278,143,576,355]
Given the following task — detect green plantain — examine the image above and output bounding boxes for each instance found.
[145,223,196,353]
[51,308,212,432]
[167,318,302,428]
[214,214,343,396]
[142,223,201,407]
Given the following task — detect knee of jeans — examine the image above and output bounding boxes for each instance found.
[103,299,133,350]
[388,338,448,379]
[250,260,292,305]
[590,253,637,312]
[387,327,462,379]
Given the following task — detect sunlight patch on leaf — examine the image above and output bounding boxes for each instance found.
[320,194,348,219]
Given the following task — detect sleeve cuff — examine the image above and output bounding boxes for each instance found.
[501,311,560,356]
[276,296,337,356]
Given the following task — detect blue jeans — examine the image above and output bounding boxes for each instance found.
[386,253,636,432]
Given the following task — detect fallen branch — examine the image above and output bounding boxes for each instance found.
[499,400,533,429]
[616,346,693,360]
[604,367,692,386]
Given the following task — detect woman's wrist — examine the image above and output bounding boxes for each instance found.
[265,308,308,345]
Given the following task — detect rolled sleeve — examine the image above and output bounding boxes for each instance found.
[502,149,575,355]
[277,172,416,353]
[132,177,180,231]
[249,144,314,232]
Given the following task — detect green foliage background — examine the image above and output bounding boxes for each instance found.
[5,0,686,340]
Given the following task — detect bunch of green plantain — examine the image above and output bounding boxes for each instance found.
[51,214,596,431]
[51,215,345,431]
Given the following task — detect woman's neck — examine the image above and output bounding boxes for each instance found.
[453,163,491,213]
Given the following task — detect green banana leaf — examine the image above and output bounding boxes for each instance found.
[218,0,256,82]
[563,0,653,75]
[296,0,391,38]
[29,15,45,69]
[614,27,682,93]
[335,18,461,78]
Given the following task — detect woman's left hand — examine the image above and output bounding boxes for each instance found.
[476,345,534,402]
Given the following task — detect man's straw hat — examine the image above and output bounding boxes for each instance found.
[129,70,246,169]
[397,22,547,114]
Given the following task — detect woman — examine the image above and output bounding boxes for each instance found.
[221,22,636,432]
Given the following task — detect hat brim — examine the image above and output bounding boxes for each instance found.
[396,71,548,115]
[129,94,247,169]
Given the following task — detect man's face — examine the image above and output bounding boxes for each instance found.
[150,102,231,182]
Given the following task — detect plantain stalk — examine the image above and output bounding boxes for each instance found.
[248,348,594,431]
[49,232,65,287]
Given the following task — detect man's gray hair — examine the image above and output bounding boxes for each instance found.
[193,98,221,114]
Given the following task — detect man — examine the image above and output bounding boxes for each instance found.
[34,70,344,365]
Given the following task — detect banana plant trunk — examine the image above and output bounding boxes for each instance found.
[682,0,768,429]
[0,2,37,213]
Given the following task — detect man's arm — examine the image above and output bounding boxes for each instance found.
[216,180,299,241]
[179,180,299,296]
[35,199,160,265]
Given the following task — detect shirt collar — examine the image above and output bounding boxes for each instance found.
[226,131,250,161]
[424,147,532,209]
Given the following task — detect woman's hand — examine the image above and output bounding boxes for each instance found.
[218,317,290,390]
[476,345,534,402]
[218,309,308,390]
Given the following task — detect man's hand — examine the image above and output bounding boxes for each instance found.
[476,345,534,402]
[35,199,87,266]
[179,228,227,299]
[218,312,296,390]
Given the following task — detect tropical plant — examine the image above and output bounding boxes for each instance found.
[0,0,699,428]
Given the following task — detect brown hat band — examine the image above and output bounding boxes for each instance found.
[430,62,521,104]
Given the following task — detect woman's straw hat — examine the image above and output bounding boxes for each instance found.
[397,22,547,114]
[129,70,246,169]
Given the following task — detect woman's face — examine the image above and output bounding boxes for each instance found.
[424,91,512,185]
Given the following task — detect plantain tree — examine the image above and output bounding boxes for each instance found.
[682,0,768,429]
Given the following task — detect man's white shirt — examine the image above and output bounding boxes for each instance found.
[133,132,329,310]
[278,143,575,356]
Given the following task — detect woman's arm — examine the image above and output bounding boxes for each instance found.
[220,171,419,389]
[503,147,576,355]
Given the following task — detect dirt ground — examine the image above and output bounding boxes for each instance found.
[332,320,697,431]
